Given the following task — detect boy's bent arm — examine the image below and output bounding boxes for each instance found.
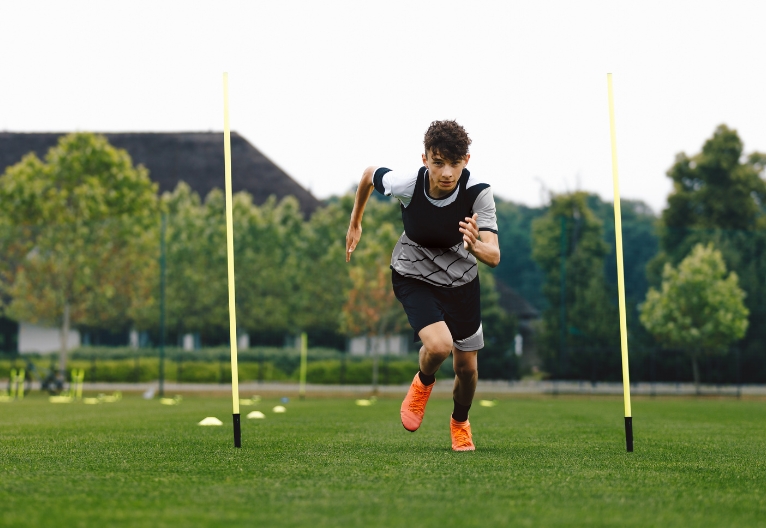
[460,213,501,267]
[346,166,376,262]
[472,231,501,268]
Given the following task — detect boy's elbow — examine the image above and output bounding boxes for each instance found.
[362,166,376,186]
[482,255,500,268]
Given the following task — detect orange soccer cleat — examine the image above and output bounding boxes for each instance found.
[450,417,475,451]
[400,373,434,431]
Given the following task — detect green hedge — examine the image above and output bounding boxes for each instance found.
[0,357,421,384]
[301,360,420,384]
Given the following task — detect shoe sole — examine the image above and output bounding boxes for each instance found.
[401,412,421,432]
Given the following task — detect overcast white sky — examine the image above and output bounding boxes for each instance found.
[2,0,765,213]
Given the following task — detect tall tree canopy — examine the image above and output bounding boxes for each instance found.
[531,192,618,378]
[654,124,766,265]
[138,184,312,344]
[493,200,546,311]
[0,133,159,374]
[585,195,658,305]
[648,124,766,382]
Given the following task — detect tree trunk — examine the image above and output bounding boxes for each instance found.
[59,302,70,378]
[691,351,701,396]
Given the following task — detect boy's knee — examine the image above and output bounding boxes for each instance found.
[454,362,478,380]
[422,336,453,360]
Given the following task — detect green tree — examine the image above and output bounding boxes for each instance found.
[640,244,749,393]
[531,192,617,378]
[0,133,159,374]
[145,184,307,345]
[649,124,766,278]
[648,125,766,382]
[585,195,658,304]
[475,267,518,380]
[142,183,227,342]
[228,192,303,337]
[493,199,546,310]
[289,195,357,338]
[661,125,766,250]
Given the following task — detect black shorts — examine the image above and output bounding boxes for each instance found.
[391,270,484,351]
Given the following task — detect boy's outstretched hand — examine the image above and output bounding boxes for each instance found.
[346,224,362,262]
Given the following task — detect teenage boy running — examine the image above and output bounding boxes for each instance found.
[345,120,500,451]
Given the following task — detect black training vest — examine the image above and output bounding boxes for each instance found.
[401,167,488,249]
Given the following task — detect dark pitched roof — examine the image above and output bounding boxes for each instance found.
[495,279,540,320]
[0,132,320,217]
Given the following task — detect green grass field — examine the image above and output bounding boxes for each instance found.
[1,392,764,527]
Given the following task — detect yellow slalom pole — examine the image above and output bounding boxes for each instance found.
[299,332,308,400]
[607,73,633,452]
[223,72,241,448]
[75,369,84,401]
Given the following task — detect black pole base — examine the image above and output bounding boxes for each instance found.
[625,416,633,452]
[233,413,241,448]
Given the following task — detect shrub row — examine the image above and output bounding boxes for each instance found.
[0,357,421,385]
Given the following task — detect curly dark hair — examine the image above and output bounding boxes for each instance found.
[423,120,472,162]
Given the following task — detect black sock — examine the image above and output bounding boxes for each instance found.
[418,370,435,386]
[452,399,471,422]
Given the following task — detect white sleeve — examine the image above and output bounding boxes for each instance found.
[472,187,498,232]
[373,168,418,207]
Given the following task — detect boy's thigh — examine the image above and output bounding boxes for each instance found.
[438,278,483,350]
[418,321,453,353]
[392,271,445,338]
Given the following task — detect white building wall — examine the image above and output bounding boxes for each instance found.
[19,322,80,354]
[182,333,201,351]
[349,334,409,356]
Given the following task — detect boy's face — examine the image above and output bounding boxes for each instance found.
[422,149,470,195]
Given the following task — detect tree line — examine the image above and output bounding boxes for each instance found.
[1,126,763,385]
[521,125,762,388]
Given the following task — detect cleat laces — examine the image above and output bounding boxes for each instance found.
[452,425,472,449]
[408,386,430,414]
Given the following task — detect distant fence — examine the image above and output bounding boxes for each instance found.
[2,343,764,387]
[555,345,762,385]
